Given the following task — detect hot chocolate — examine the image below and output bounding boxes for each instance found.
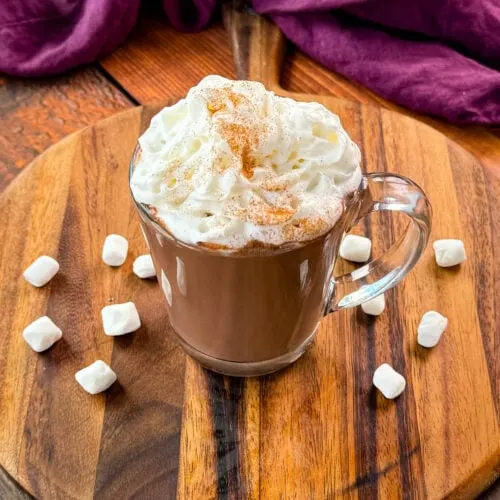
[130,75,365,375]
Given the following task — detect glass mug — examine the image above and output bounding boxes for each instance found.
[130,145,431,377]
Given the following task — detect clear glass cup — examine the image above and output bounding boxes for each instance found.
[130,145,431,377]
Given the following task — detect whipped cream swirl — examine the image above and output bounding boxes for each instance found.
[131,75,362,249]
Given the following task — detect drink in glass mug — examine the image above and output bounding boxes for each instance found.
[129,76,431,376]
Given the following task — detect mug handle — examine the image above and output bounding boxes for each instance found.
[329,172,432,312]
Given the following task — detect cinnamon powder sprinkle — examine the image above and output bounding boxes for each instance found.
[261,178,288,192]
[257,206,295,225]
[206,88,249,114]
[283,217,329,241]
[197,241,230,250]
[205,86,264,179]
[234,203,296,226]
[217,121,260,179]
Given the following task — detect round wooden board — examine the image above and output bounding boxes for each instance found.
[0,102,498,499]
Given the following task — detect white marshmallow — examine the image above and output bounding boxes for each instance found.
[361,293,385,316]
[101,302,141,336]
[102,234,128,267]
[373,363,406,399]
[133,254,156,279]
[417,310,448,348]
[75,360,117,394]
[22,316,62,352]
[433,239,466,267]
[23,256,59,287]
[339,235,372,263]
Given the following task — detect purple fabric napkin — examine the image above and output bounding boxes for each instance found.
[1,0,499,125]
[0,0,140,76]
[254,0,500,124]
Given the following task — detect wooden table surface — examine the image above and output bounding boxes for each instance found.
[1,10,499,499]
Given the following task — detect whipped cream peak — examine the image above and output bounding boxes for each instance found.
[131,75,362,249]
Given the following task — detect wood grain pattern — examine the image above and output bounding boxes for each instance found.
[0,106,186,499]
[0,69,132,190]
[1,100,498,500]
[222,0,285,84]
[178,10,498,498]
[100,19,236,103]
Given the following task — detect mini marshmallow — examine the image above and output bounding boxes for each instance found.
[133,254,156,279]
[339,235,372,263]
[361,294,385,316]
[101,302,141,336]
[102,234,128,267]
[417,310,448,348]
[23,256,59,287]
[22,316,62,352]
[373,363,406,399]
[75,360,117,394]
[433,239,466,267]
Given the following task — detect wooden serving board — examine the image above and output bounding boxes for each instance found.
[1,13,500,500]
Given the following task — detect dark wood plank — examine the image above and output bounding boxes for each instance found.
[0,68,132,190]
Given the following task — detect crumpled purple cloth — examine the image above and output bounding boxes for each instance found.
[1,1,499,125]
